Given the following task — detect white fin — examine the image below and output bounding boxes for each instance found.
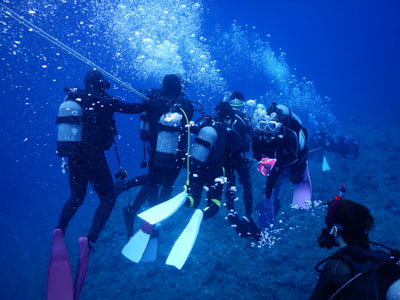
[322,156,331,172]
[166,209,203,270]
[138,191,187,225]
[121,224,152,263]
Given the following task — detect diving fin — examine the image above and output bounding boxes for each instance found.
[292,163,312,209]
[140,235,158,262]
[166,209,203,270]
[47,228,73,300]
[322,155,330,172]
[138,191,187,225]
[121,222,153,263]
[140,224,160,262]
[73,237,90,300]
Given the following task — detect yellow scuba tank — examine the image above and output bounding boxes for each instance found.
[154,112,183,168]
[56,99,82,157]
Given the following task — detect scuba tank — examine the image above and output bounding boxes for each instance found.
[154,112,183,168]
[56,99,82,157]
[139,111,150,141]
[191,126,218,164]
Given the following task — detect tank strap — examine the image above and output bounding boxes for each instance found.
[194,137,212,149]
[56,116,81,125]
[158,123,181,132]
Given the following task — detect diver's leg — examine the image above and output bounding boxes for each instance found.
[159,166,181,202]
[123,184,148,240]
[203,167,223,219]
[87,155,115,244]
[57,157,88,234]
[259,168,282,227]
[224,166,236,212]
[236,158,253,218]
[147,158,163,207]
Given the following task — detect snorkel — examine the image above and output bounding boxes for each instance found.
[317,185,346,249]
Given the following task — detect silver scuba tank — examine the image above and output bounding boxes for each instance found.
[154,112,183,168]
[139,111,150,141]
[191,126,218,163]
[56,100,82,157]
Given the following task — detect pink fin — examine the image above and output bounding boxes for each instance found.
[73,237,90,300]
[47,229,73,300]
[292,163,312,209]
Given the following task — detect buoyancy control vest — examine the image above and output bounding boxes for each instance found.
[56,98,82,157]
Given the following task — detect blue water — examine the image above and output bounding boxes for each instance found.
[0,0,399,299]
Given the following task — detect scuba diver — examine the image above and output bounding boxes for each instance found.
[185,101,241,219]
[309,131,360,159]
[121,101,244,269]
[310,186,400,299]
[121,74,193,241]
[49,70,147,300]
[252,102,311,228]
[114,174,148,240]
[224,92,260,240]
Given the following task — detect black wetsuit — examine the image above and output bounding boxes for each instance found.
[309,131,359,159]
[309,246,400,300]
[187,119,243,219]
[225,110,254,218]
[120,91,193,239]
[145,91,193,207]
[252,123,308,199]
[57,89,146,244]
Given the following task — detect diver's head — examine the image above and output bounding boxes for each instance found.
[229,91,245,111]
[162,74,182,98]
[84,70,110,92]
[215,101,235,125]
[253,110,283,141]
[266,102,292,126]
[318,198,374,249]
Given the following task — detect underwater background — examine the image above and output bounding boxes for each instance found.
[0,0,399,299]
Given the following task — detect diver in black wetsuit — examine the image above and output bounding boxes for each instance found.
[309,131,360,159]
[224,92,259,239]
[310,193,400,300]
[121,74,193,238]
[185,102,243,219]
[252,102,309,227]
[56,70,147,246]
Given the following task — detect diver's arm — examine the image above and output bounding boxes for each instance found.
[111,99,147,114]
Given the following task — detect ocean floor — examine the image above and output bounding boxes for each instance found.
[4,121,400,300]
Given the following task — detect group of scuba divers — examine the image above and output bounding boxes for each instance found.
[47,70,400,300]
